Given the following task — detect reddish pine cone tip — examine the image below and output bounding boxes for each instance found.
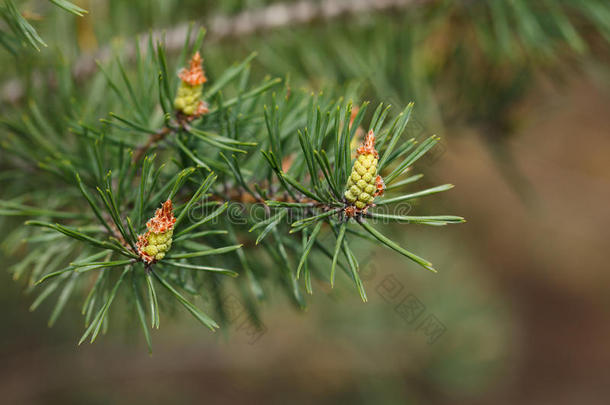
[146,199,176,233]
[357,130,379,158]
[178,52,207,86]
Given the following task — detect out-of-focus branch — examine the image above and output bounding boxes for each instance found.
[1,0,433,105]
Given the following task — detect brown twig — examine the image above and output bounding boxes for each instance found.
[132,110,205,163]
[132,126,173,163]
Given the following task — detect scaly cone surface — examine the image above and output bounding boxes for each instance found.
[174,52,208,116]
[136,199,176,264]
[344,130,385,210]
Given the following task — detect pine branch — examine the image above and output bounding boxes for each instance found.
[0,28,464,349]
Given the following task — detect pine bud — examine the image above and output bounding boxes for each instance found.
[137,199,176,264]
[344,130,385,211]
[174,52,209,116]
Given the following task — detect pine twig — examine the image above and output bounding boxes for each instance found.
[133,126,173,163]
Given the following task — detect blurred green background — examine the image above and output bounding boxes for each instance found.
[1,0,610,403]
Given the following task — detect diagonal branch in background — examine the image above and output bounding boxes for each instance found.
[132,125,172,163]
[132,111,205,163]
[1,0,433,105]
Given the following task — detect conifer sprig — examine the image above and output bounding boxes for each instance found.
[15,160,247,352]
[254,97,464,299]
[0,28,462,349]
[0,0,86,53]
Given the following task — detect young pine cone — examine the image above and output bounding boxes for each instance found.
[174,52,208,116]
[344,130,385,210]
[136,199,176,264]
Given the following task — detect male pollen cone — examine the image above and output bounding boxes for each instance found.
[174,52,208,116]
[137,199,176,264]
[344,130,385,210]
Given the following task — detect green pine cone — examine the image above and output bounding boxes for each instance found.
[344,153,379,209]
[140,229,174,261]
[174,82,203,115]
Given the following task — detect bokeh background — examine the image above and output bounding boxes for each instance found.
[1,1,610,404]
